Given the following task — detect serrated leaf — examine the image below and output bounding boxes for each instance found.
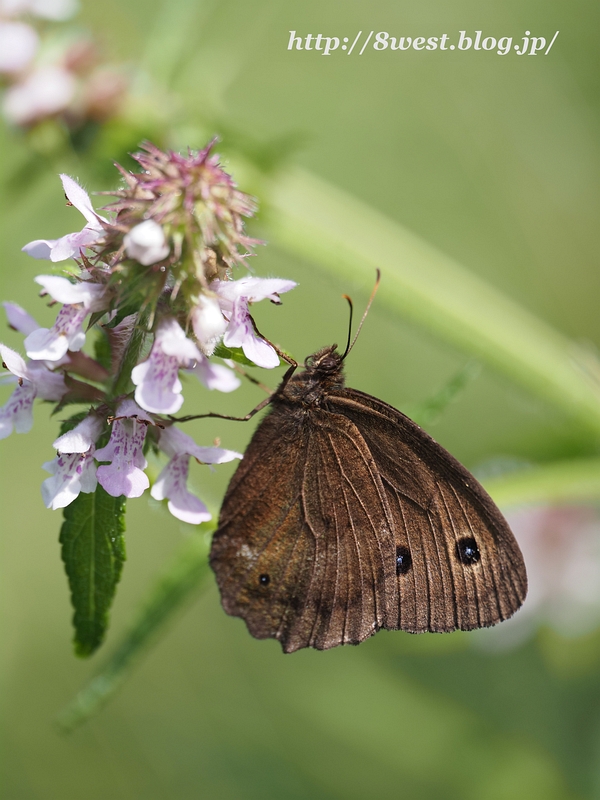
[59,486,126,657]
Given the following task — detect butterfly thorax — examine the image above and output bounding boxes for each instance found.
[276,345,346,407]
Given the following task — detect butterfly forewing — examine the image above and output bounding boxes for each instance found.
[211,405,399,652]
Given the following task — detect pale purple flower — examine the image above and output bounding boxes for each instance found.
[40,412,104,509]
[94,400,153,498]
[0,344,66,439]
[191,293,228,356]
[188,354,240,393]
[24,275,107,361]
[22,174,107,261]
[151,425,242,525]
[124,220,170,266]
[0,21,39,74]
[212,277,297,368]
[3,301,40,336]
[132,317,201,414]
[3,66,76,126]
[41,450,98,510]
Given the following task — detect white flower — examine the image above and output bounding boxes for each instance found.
[24,275,107,361]
[22,174,107,261]
[53,412,104,453]
[191,293,228,357]
[131,317,200,414]
[151,425,242,525]
[211,276,297,368]
[0,21,39,74]
[41,412,104,509]
[124,220,170,266]
[0,344,66,439]
[3,66,76,126]
[1,0,79,20]
[94,400,153,498]
[187,354,240,393]
[41,450,98,509]
[3,301,40,336]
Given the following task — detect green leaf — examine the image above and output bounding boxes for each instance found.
[57,527,212,730]
[213,343,261,367]
[59,486,126,657]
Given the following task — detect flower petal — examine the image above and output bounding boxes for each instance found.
[3,302,40,335]
[34,275,105,308]
[151,454,212,525]
[124,220,170,266]
[41,451,98,510]
[60,174,106,226]
[189,357,241,392]
[0,381,36,439]
[53,412,104,453]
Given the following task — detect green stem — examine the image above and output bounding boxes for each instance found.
[250,165,600,437]
[484,458,600,508]
[56,528,212,732]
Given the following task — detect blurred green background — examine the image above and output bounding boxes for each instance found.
[2,0,600,798]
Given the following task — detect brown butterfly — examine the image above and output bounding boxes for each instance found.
[209,287,527,653]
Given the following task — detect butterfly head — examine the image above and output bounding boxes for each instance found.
[304,344,344,374]
[279,345,345,405]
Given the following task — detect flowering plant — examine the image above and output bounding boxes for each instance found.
[0,139,296,654]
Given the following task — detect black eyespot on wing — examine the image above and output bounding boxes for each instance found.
[396,546,412,575]
[259,573,270,586]
[456,537,480,565]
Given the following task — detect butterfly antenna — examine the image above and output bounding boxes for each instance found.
[341,269,381,361]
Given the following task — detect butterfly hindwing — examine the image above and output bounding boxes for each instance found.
[328,389,527,632]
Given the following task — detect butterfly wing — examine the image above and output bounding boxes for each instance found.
[210,403,399,652]
[327,388,527,633]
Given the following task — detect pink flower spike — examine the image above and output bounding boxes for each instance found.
[132,317,201,414]
[21,174,107,261]
[150,454,212,525]
[41,450,98,510]
[3,302,39,335]
[188,354,241,393]
[94,400,152,498]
